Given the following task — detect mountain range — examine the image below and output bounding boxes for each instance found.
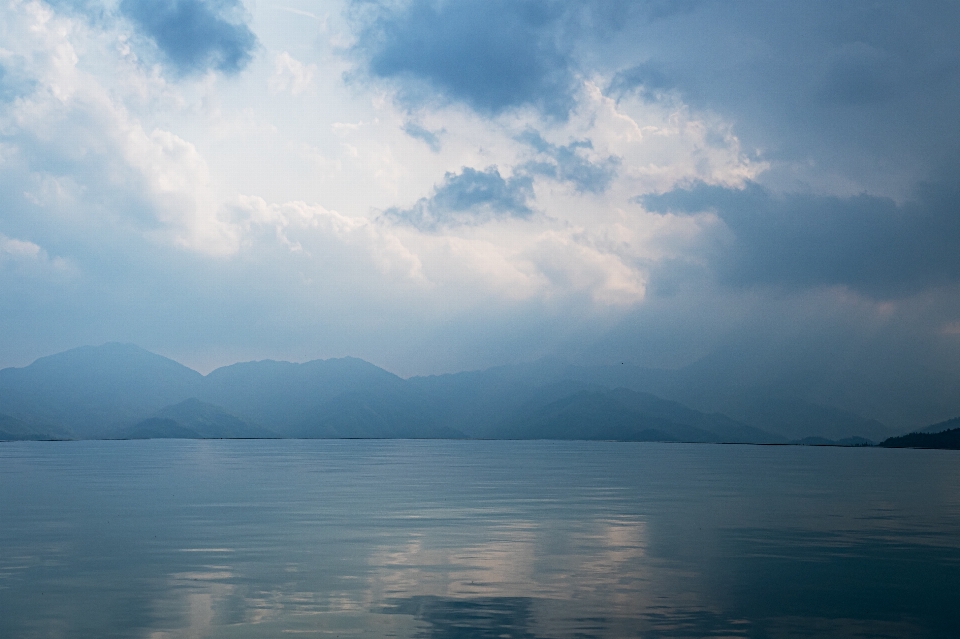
[0,343,944,443]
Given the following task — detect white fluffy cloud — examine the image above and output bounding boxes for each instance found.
[0,232,74,279]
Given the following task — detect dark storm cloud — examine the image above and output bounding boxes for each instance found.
[356,0,576,117]
[351,0,690,117]
[818,42,900,106]
[642,180,960,298]
[351,1,959,198]
[384,166,533,229]
[517,129,620,193]
[603,2,960,193]
[119,0,257,75]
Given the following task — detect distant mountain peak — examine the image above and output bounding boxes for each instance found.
[24,342,198,371]
[0,343,204,437]
[922,415,960,434]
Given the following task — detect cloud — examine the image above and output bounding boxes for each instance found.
[607,62,674,101]
[119,0,258,75]
[355,0,576,117]
[347,0,960,200]
[641,180,960,298]
[350,0,716,119]
[0,233,76,280]
[521,230,646,306]
[384,167,534,230]
[402,122,442,152]
[269,52,315,95]
[0,1,239,256]
[516,129,619,193]
[1,234,44,261]
[40,0,108,18]
[600,2,960,197]
[0,62,34,103]
[638,0,704,20]
[818,42,899,106]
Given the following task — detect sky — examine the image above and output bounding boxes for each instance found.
[1,0,959,425]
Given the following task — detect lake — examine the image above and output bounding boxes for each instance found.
[1,440,958,638]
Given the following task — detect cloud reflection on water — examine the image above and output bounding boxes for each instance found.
[367,517,645,601]
[362,516,657,638]
[146,568,236,639]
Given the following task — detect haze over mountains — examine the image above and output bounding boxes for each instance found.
[0,343,938,443]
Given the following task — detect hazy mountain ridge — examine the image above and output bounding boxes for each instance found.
[489,387,784,443]
[0,343,203,438]
[408,359,897,441]
[0,343,941,443]
[200,357,406,431]
[0,412,68,441]
[293,388,466,439]
[922,416,960,434]
[117,399,275,440]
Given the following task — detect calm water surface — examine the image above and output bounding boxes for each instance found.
[1,440,958,638]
